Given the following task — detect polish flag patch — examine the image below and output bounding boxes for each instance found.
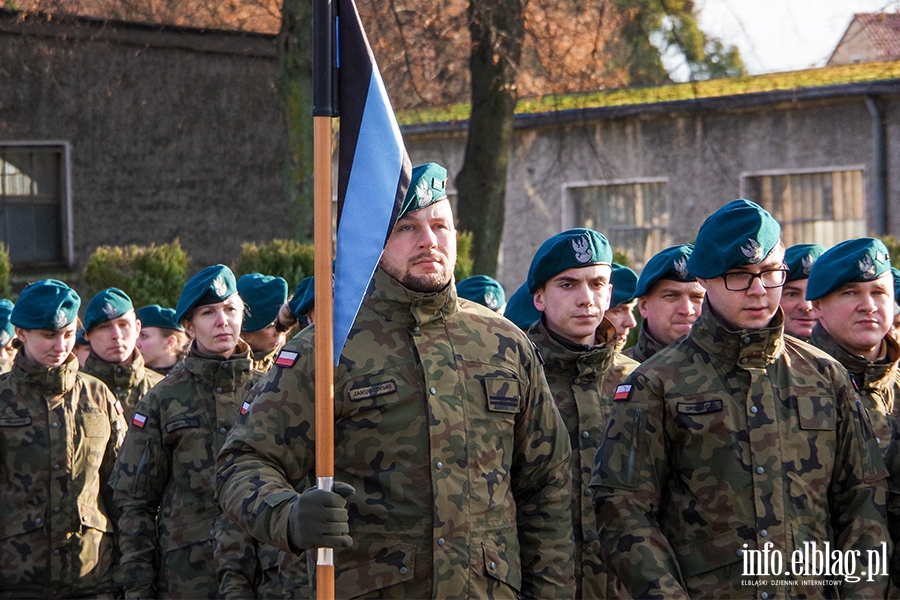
[132,413,148,428]
[240,401,251,415]
[275,350,299,368]
[613,385,633,402]
[114,400,124,415]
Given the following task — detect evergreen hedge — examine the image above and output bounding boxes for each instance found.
[83,240,189,308]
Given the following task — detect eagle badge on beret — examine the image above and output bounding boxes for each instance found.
[858,256,877,280]
[213,275,228,298]
[572,236,593,263]
[103,302,118,320]
[801,254,815,276]
[54,309,67,329]
[484,290,500,310]
[741,239,763,263]
[674,257,689,280]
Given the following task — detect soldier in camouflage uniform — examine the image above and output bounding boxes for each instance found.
[592,200,891,599]
[624,245,705,363]
[605,263,639,352]
[806,238,899,454]
[111,265,262,599]
[134,305,190,377]
[217,163,575,599]
[456,274,507,313]
[0,280,126,598]
[81,288,163,422]
[0,298,16,374]
[237,273,289,372]
[778,243,824,341]
[525,229,638,599]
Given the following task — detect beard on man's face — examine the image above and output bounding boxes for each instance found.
[382,252,455,293]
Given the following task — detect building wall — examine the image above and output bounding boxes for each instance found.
[407,94,898,293]
[0,15,291,276]
[829,20,877,65]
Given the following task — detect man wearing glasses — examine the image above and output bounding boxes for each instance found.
[591,200,889,599]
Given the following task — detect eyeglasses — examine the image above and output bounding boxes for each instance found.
[721,268,790,291]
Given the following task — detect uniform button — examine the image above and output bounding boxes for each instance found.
[53,464,60,471]
[117,367,123,373]
[219,427,227,434]
[736,549,744,557]
[740,358,749,365]
[82,516,87,522]
[54,507,60,513]
[878,438,882,445]
[761,593,769,600]
[757,467,764,475]
[581,431,590,439]
[35,518,42,525]
[573,378,581,385]
[216,387,223,393]
[490,561,497,570]
[413,326,420,333]
[743,336,751,344]
[209,529,215,537]
[436,461,443,470]
[760,530,768,538]
[429,387,437,395]
[437,538,445,546]
[868,368,875,374]
[54,549,60,555]
[51,422,59,428]
[115,386,121,392]
[585,547,594,554]
[750,406,758,414]
[400,566,408,575]
[584,489,592,496]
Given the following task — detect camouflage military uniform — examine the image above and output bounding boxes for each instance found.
[528,317,638,599]
[81,348,163,422]
[810,324,900,454]
[622,323,667,363]
[592,306,890,599]
[0,351,126,598]
[249,346,277,373]
[111,342,261,599]
[217,268,575,599]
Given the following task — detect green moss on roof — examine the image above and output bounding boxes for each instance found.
[397,59,900,127]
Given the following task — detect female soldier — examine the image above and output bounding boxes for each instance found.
[0,280,125,598]
[0,298,17,373]
[111,265,262,599]
[134,304,190,376]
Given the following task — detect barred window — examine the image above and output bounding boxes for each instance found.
[0,144,71,267]
[742,169,866,247]
[566,179,668,270]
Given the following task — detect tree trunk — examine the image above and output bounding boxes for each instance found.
[455,0,526,278]
[277,0,315,243]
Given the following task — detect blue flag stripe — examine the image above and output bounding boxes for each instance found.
[333,0,411,365]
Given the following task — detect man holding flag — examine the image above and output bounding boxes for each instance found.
[216,163,575,598]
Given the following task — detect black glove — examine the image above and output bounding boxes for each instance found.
[287,481,355,551]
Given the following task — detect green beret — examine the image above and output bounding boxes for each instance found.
[687,199,781,279]
[83,288,134,333]
[11,279,81,330]
[893,267,900,305]
[238,273,289,333]
[504,283,541,331]
[633,245,695,298]
[0,299,14,346]
[457,275,506,312]
[75,327,88,347]
[610,263,638,307]
[175,264,238,323]
[806,237,892,301]
[288,276,315,323]
[135,304,184,332]
[398,163,448,219]
[527,229,612,293]
[784,244,826,282]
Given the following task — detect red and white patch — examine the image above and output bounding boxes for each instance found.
[275,350,299,368]
[114,400,124,415]
[132,413,148,428]
[613,385,633,402]
[240,401,251,415]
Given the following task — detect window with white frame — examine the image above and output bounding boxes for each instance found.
[742,168,866,247]
[566,179,668,270]
[0,144,70,267]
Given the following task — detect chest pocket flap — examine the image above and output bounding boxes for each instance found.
[797,394,836,430]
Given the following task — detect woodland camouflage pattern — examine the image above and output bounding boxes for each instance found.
[809,324,900,455]
[111,342,261,599]
[0,351,126,598]
[249,346,278,374]
[528,317,638,599]
[217,267,575,599]
[591,306,891,599]
[623,323,667,364]
[81,348,163,422]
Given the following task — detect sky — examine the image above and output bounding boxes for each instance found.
[667,0,900,77]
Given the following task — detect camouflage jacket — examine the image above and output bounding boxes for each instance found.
[217,267,575,599]
[810,324,900,454]
[623,322,667,363]
[528,317,638,599]
[81,348,163,422]
[110,342,261,598]
[249,346,277,373]
[0,351,126,598]
[591,306,890,599]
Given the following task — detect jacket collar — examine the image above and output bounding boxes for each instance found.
[690,300,785,370]
[810,324,900,392]
[529,317,617,381]
[83,348,148,387]
[364,267,457,328]
[12,350,79,396]
[182,340,254,391]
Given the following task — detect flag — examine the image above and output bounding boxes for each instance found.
[332,0,411,365]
